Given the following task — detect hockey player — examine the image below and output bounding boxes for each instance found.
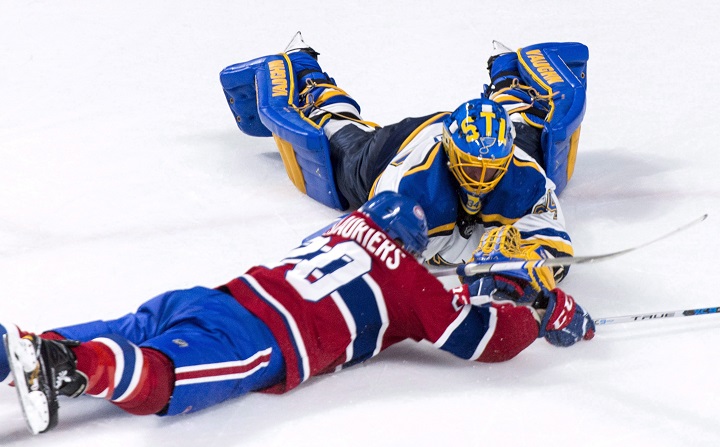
[220,38,589,291]
[2,192,594,435]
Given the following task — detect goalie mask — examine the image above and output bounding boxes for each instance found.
[442,98,515,215]
[360,191,429,258]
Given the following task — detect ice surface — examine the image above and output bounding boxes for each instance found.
[2,1,720,445]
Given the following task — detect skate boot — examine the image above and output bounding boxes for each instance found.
[284,31,320,59]
[3,330,87,434]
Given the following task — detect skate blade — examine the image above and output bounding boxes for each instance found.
[3,330,51,435]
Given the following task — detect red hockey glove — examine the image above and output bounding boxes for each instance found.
[534,288,595,347]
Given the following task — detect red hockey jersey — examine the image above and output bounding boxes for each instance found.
[222,212,539,393]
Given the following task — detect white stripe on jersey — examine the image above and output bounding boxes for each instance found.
[363,273,390,357]
[91,336,144,403]
[431,305,498,361]
[469,306,497,361]
[175,348,273,373]
[175,362,270,385]
[114,342,144,402]
[330,290,357,366]
[332,274,389,371]
[433,306,472,349]
[241,274,312,382]
[175,348,273,386]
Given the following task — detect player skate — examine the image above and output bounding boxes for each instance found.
[4,328,87,434]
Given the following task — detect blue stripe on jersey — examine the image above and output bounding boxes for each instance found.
[335,276,384,367]
[101,333,140,401]
[436,307,492,360]
[239,275,310,382]
[519,228,571,243]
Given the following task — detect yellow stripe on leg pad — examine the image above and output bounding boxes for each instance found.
[273,134,306,194]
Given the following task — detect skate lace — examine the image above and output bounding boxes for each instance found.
[488,78,558,115]
[27,367,40,391]
[297,80,380,129]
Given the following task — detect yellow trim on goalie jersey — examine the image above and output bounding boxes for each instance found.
[480,212,519,226]
[428,221,455,237]
[368,141,442,199]
[511,154,544,173]
[427,252,454,266]
[533,238,574,257]
[368,174,381,200]
[477,213,574,256]
[396,112,449,154]
[405,142,442,176]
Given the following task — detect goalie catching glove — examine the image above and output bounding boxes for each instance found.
[461,225,556,301]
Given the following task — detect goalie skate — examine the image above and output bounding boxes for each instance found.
[3,328,57,434]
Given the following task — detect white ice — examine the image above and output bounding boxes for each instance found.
[2,1,720,446]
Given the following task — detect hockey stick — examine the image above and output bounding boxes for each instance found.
[432,214,708,278]
[594,305,720,325]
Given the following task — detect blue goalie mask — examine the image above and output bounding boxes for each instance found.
[442,98,515,215]
[360,191,429,258]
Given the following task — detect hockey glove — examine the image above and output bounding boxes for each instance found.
[463,225,556,293]
[534,288,595,347]
[467,274,543,305]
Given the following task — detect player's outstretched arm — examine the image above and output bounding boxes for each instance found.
[426,279,594,365]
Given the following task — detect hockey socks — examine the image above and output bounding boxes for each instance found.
[71,335,174,415]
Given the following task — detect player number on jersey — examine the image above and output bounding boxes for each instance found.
[285,238,372,302]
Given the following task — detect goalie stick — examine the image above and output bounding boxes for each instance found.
[432,213,708,278]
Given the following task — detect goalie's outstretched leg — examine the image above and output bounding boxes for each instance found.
[4,328,86,434]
